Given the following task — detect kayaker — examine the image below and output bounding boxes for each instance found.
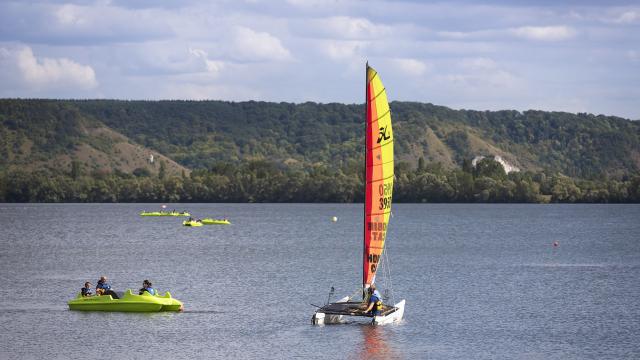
[139,280,156,295]
[364,285,383,317]
[96,276,120,299]
[81,282,93,297]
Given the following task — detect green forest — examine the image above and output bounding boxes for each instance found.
[1,99,639,203]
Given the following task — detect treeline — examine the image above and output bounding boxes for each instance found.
[2,158,638,203]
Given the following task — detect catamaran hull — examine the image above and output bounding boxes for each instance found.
[313,296,350,324]
[312,298,405,325]
[372,299,404,325]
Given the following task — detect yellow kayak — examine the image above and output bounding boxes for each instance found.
[201,218,231,225]
[183,220,203,227]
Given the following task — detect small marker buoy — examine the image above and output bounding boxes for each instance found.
[331,216,338,222]
[553,241,559,247]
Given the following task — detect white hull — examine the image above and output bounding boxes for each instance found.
[312,297,405,325]
[373,299,404,325]
[314,296,350,325]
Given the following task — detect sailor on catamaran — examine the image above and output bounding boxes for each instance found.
[364,284,384,316]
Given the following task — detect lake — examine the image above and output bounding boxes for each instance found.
[1,203,639,359]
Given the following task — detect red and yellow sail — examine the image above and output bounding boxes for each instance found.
[363,64,394,288]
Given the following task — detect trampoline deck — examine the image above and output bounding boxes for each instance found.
[316,301,398,317]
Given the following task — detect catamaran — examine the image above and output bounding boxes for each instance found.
[312,64,405,325]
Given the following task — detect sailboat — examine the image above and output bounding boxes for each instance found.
[312,64,405,325]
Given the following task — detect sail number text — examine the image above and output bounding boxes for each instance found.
[378,183,393,210]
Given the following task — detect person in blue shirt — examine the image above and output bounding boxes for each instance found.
[370,284,382,300]
[81,282,93,297]
[96,276,111,294]
[96,276,120,299]
[364,284,384,317]
[139,280,156,295]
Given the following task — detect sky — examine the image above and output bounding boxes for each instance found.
[0,0,639,119]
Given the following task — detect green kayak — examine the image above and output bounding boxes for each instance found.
[68,289,184,312]
[201,218,231,225]
[140,211,190,217]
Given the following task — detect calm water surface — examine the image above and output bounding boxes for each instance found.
[0,203,639,359]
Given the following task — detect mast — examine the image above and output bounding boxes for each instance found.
[362,62,368,298]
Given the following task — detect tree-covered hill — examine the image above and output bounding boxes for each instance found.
[0,99,188,177]
[0,99,638,203]
[67,99,639,178]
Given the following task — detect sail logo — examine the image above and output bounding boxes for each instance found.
[377,126,390,143]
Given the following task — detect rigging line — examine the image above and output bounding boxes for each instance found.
[348,287,362,302]
[379,245,392,305]
[382,239,395,307]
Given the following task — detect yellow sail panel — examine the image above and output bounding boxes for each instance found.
[364,64,394,287]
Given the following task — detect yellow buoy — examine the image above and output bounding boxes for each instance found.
[332,216,338,222]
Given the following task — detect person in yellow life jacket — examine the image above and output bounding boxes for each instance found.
[364,284,383,316]
[95,275,119,299]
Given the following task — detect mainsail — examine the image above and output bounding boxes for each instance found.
[363,64,394,289]
[311,63,405,325]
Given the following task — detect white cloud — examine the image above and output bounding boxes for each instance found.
[0,1,639,118]
[188,48,225,74]
[442,57,520,92]
[303,16,392,40]
[389,58,430,76]
[511,26,576,41]
[460,57,497,71]
[322,40,368,61]
[4,46,98,90]
[437,26,577,42]
[611,10,639,24]
[437,29,498,40]
[286,0,335,7]
[55,4,86,26]
[324,16,390,39]
[3,2,173,44]
[160,82,262,100]
[230,26,292,61]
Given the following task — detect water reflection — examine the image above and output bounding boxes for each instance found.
[351,324,400,360]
